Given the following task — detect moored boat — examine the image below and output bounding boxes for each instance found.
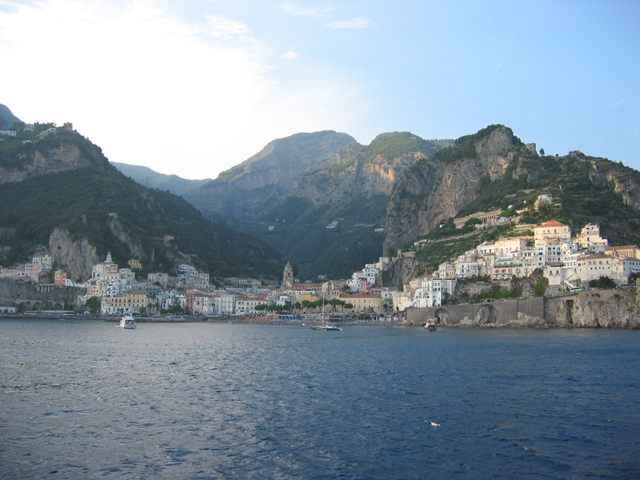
[118,314,136,329]
[311,324,342,331]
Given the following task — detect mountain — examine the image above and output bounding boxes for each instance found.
[383,124,640,284]
[0,104,20,130]
[228,132,452,279]
[385,125,527,251]
[39,115,640,285]
[112,162,209,196]
[0,109,286,281]
[184,130,358,220]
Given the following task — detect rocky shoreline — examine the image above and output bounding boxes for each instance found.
[405,289,640,329]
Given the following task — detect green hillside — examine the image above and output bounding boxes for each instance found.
[456,151,640,246]
[0,128,285,279]
[234,194,388,280]
[394,145,640,276]
[228,133,452,280]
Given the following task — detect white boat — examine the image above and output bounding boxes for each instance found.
[425,318,437,331]
[310,299,342,331]
[117,314,136,329]
[311,324,342,331]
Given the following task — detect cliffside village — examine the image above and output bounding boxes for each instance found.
[2,216,640,316]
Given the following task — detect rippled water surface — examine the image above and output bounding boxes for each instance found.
[1,319,639,479]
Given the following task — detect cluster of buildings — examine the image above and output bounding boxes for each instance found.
[444,220,640,288]
[392,220,640,311]
[0,253,60,283]
[63,255,393,316]
[3,217,639,316]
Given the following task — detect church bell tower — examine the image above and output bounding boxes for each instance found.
[283,261,294,289]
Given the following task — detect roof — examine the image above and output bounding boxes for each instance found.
[340,294,382,299]
[535,220,565,228]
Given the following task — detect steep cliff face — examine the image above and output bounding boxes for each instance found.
[546,290,640,329]
[49,228,100,281]
[107,214,145,260]
[223,131,449,280]
[384,126,523,252]
[0,130,108,184]
[290,151,425,208]
[591,162,640,209]
[286,132,447,208]
[185,131,358,219]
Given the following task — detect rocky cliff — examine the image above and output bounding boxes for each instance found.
[0,131,108,184]
[384,126,525,252]
[407,289,640,329]
[222,132,451,280]
[546,290,640,329]
[289,132,435,208]
[49,228,100,281]
[185,131,358,220]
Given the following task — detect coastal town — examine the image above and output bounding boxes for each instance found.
[2,208,639,318]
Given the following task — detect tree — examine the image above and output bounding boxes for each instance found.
[86,296,100,313]
[588,276,617,289]
[539,148,545,156]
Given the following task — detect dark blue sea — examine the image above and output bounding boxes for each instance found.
[1,319,639,479]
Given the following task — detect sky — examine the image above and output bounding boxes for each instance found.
[1,0,639,180]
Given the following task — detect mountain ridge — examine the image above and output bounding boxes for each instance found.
[0,106,286,280]
[184,130,358,220]
[6,101,640,285]
[112,162,209,196]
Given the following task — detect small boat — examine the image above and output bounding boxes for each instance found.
[311,324,342,331]
[425,319,437,331]
[117,314,136,329]
[310,299,342,331]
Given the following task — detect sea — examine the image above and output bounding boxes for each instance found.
[1,319,639,480]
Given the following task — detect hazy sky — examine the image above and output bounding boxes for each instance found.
[1,0,639,180]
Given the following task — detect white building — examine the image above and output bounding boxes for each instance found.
[32,254,54,270]
[412,274,457,308]
[212,294,236,315]
[235,297,268,314]
[575,224,609,253]
[92,252,118,280]
[612,257,640,284]
[534,220,572,243]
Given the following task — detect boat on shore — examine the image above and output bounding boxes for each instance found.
[117,314,136,329]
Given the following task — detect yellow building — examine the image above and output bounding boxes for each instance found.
[296,293,319,304]
[340,294,382,313]
[101,291,149,314]
[534,220,571,242]
[128,259,143,270]
[605,245,640,260]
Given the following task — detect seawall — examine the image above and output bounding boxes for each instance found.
[405,289,640,329]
